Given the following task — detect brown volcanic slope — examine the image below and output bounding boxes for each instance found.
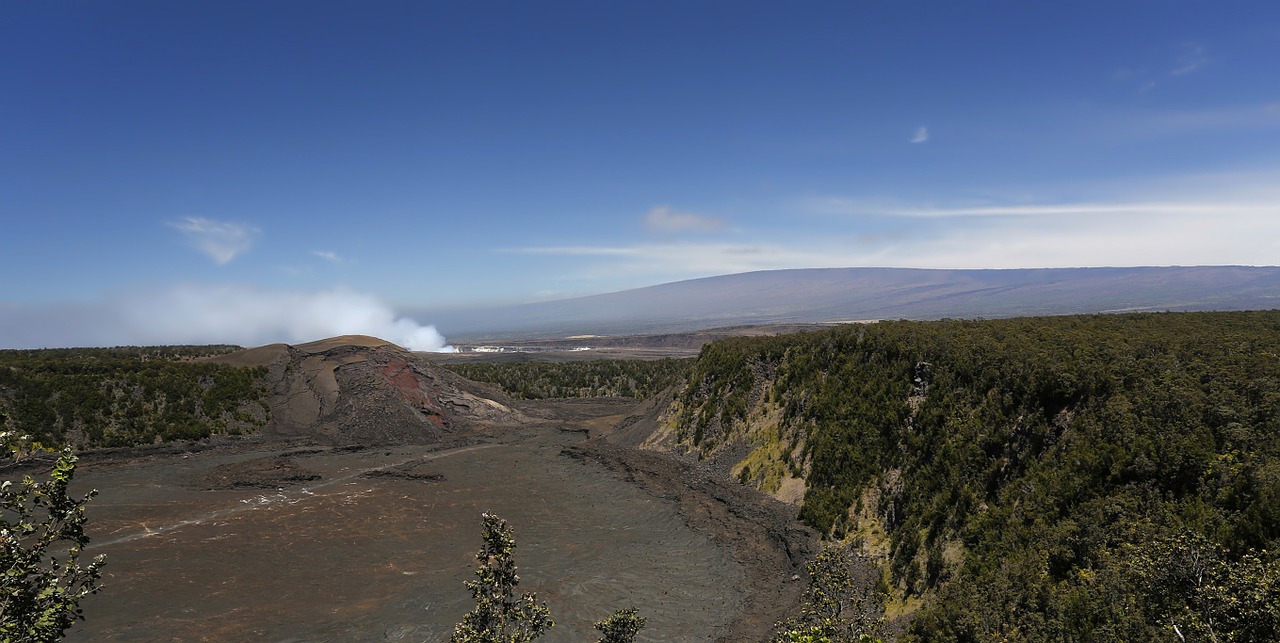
[210,334,530,445]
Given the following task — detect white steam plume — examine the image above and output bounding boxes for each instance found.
[0,285,454,352]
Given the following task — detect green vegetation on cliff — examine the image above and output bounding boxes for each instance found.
[443,358,692,400]
[672,312,1280,641]
[0,346,268,449]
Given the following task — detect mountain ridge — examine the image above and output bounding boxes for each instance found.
[416,266,1280,339]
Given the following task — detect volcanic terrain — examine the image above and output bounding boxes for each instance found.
[64,336,818,642]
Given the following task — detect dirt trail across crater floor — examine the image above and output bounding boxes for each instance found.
[67,404,817,642]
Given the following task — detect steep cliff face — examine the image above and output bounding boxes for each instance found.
[636,339,809,503]
[212,335,528,445]
[641,312,1280,640]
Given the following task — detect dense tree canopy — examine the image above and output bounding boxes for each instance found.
[0,346,267,449]
[443,358,691,400]
[672,312,1280,640]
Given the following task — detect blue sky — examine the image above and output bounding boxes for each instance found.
[3,1,1279,348]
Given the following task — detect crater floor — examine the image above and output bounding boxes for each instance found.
[68,411,811,642]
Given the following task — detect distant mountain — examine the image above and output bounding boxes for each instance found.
[415,266,1280,339]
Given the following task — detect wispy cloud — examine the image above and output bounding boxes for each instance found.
[810,199,1277,219]
[805,180,1280,269]
[911,126,929,144]
[518,246,645,258]
[514,242,859,280]
[1170,43,1209,77]
[511,172,1280,284]
[312,250,345,264]
[1115,43,1211,93]
[168,217,258,265]
[643,206,728,234]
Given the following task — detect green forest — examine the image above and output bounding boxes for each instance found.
[672,311,1280,641]
[0,346,268,450]
[442,358,692,400]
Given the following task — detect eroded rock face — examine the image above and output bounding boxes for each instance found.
[213,336,526,445]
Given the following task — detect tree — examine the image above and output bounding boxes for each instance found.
[1,443,106,642]
[451,512,553,643]
[594,607,646,643]
[773,544,883,643]
[1128,531,1280,642]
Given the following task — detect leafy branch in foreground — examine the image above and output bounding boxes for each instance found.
[1,442,106,641]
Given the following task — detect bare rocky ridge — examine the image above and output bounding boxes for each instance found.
[209,335,531,445]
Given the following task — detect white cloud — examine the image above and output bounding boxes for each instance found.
[806,181,1280,269]
[1114,43,1209,93]
[0,286,453,352]
[516,241,860,281]
[312,250,344,264]
[643,206,728,234]
[169,217,258,264]
[811,199,1277,219]
[513,173,1280,283]
[911,126,929,144]
[874,204,1278,270]
[1170,43,1208,77]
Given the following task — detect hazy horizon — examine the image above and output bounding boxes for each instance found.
[4,2,1279,347]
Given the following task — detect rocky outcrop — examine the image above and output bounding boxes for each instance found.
[210,335,528,445]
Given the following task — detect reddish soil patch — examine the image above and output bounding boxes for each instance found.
[381,357,448,429]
